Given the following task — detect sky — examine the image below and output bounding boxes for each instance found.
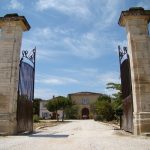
[0,0,150,99]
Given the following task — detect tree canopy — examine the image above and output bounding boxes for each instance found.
[33,98,42,116]
[46,96,72,121]
[106,82,123,118]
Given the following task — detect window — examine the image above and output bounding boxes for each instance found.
[81,98,89,105]
[42,112,48,118]
[42,103,46,108]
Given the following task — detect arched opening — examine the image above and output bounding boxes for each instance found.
[82,108,89,119]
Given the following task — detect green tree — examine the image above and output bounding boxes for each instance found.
[57,96,72,121]
[98,94,111,102]
[46,98,59,121]
[33,98,42,116]
[65,105,79,119]
[106,82,123,120]
[46,96,72,121]
[91,94,114,121]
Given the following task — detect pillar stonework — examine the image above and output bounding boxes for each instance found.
[0,14,30,135]
[119,8,150,135]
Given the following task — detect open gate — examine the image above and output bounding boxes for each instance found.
[17,48,36,133]
[118,46,133,133]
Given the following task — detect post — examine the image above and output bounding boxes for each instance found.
[118,7,150,135]
[0,14,30,135]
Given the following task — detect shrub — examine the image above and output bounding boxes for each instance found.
[92,100,114,121]
[33,114,39,123]
[65,105,79,119]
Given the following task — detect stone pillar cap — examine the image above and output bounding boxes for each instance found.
[118,7,150,26]
[0,13,31,31]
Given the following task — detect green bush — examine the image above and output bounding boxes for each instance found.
[33,114,39,123]
[92,100,114,121]
[65,105,79,119]
[94,115,103,121]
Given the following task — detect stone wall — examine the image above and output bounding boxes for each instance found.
[0,14,30,135]
[119,7,150,135]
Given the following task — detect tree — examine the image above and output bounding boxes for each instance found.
[106,82,121,100]
[106,82,123,122]
[46,96,72,122]
[98,94,111,102]
[65,105,79,119]
[57,96,72,121]
[46,98,59,121]
[106,82,121,91]
[33,98,42,116]
[91,94,114,121]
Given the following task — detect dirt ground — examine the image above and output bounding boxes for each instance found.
[33,120,65,130]
[0,120,150,150]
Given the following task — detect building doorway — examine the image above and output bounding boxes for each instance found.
[82,108,89,119]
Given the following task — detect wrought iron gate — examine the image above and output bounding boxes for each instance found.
[118,46,133,133]
[17,48,36,133]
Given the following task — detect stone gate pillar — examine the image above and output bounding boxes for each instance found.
[119,8,150,135]
[0,14,30,135]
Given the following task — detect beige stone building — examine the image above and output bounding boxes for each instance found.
[68,92,101,119]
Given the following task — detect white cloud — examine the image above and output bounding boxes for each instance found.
[92,0,122,29]
[34,69,121,98]
[59,68,99,77]
[8,0,24,10]
[36,75,79,85]
[96,71,121,96]
[97,71,120,85]
[22,27,114,61]
[64,31,115,59]
[34,88,59,99]
[35,0,121,27]
[22,27,69,61]
[36,0,91,19]
[136,0,150,9]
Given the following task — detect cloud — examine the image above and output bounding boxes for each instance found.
[22,27,70,61]
[56,68,120,87]
[34,88,59,99]
[35,0,122,25]
[59,68,99,77]
[8,0,24,10]
[35,0,91,19]
[96,71,121,96]
[136,0,150,9]
[34,69,120,98]
[22,27,115,61]
[90,0,123,30]
[64,32,115,59]
[36,75,79,85]
[96,71,120,85]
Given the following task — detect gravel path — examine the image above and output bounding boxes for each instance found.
[0,120,150,150]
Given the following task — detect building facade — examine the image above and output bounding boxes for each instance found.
[68,92,101,119]
[39,100,52,119]
[39,100,63,120]
[39,92,101,120]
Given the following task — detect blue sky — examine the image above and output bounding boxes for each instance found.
[0,0,150,99]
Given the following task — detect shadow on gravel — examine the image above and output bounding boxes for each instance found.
[29,134,69,138]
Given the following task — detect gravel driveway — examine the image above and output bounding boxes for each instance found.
[0,120,150,150]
